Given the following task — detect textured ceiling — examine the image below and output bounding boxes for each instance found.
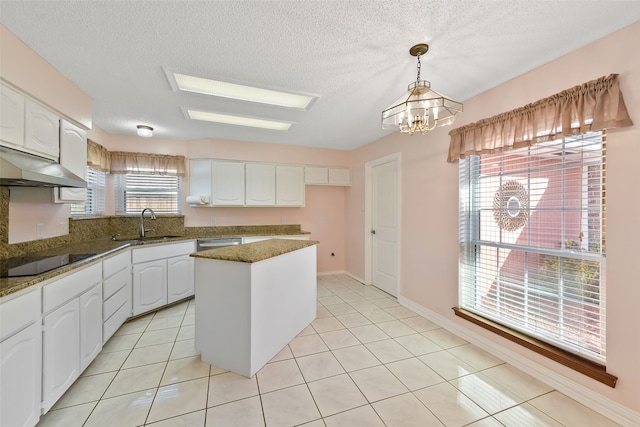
[1,1,639,150]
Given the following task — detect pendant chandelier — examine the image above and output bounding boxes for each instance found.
[381,43,463,135]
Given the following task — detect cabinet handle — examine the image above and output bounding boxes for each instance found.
[371,229,376,235]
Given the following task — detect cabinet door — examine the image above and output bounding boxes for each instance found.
[25,99,60,160]
[43,298,80,413]
[0,83,25,148]
[188,159,213,206]
[133,259,167,315]
[80,284,103,371]
[0,322,42,427]
[245,163,276,206]
[211,161,245,206]
[167,254,195,303]
[276,165,305,206]
[304,167,328,185]
[56,119,87,202]
[328,167,351,186]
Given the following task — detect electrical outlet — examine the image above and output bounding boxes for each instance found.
[321,216,327,224]
[281,216,286,224]
[210,216,216,226]
[60,221,69,235]
[37,223,44,239]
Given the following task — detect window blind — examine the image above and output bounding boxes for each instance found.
[459,131,606,363]
[70,167,106,216]
[115,174,182,215]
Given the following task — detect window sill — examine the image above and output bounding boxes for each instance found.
[452,307,617,388]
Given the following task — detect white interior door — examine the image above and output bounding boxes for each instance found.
[371,159,399,296]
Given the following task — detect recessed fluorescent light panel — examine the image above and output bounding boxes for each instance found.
[187,109,292,131]
[173,73,315,109]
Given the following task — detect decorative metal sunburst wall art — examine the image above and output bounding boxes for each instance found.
[493,180,529,232]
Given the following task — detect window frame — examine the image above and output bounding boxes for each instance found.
[70,166,106,216]
[114,173,182,215]
[456,131,616,387]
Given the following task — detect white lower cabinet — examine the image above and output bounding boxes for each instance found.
[102,250,132,343]
[41,262,103,414]
[167,254,195,304]
[132,241,195,316]
[79,284,103,371]
[0,322,42,427]
[133,259,167,315]
[43,298,80,413]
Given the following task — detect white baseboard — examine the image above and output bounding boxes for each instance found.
[317,270,366,285]
[317,270,346,276]
[398,296,640,427]
[344,271,365,284]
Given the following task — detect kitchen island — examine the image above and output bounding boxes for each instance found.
[192,239,318,377]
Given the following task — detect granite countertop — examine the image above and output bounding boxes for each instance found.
[0,238,130,298]
[191,239,319,263]
[1,229,312,298]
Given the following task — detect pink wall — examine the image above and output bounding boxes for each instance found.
[0,24,92,128]
[2,23,92,243]
[89,131,351,273]
[345,21,640,414]
[8,113,350,273]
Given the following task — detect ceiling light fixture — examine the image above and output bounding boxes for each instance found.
[136,125,153,137]
[381,43,463,135]
[173,73,315,110]
[187,110,292,131]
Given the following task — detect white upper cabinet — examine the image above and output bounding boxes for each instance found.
[188,159,213,206]
[56,119,87,203]
[25,99,60,160]
[304,166,351,186]
[328,167,351,186]
[245,163,276,206]
[189,159,354,206]
[211,161,245,206]
[0,83,25,147]
[276,165,305,206]
[304,166,328,185]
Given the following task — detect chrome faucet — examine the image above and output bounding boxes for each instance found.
[139,208,157,238]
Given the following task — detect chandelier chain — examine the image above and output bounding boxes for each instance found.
[416,55,421,81]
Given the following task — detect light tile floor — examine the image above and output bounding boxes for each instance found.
[36,274,620,427]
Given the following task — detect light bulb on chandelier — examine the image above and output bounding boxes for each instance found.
[381,43,462,135]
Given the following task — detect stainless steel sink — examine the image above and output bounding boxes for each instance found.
[112,234,185,243]
[137,235,184,242]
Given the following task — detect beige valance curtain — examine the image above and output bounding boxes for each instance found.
[86,139,111,172]
[110,151,186,176]
[447,74,633,163]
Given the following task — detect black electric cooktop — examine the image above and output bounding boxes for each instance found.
[0,253,97,278]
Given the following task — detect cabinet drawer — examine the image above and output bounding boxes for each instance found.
[132,241,195,264]
[103,250,130,279]
[103,267,130,301]
[43,262,102,313]
[0,288,41,341]
[103,282,130,321]
[103,301,131,343]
